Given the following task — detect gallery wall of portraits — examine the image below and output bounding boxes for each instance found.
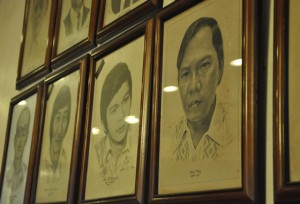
[0,0,299,203]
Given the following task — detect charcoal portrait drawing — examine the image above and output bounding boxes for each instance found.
[63,0,90,36]
[159,0,242,194]
[103,0,144,26]
[22,0,51,76]
[95,62,135,185]
[35,85,73,202]
[1,108,31,204]
[56,0,92,54]
[85,36,145,200]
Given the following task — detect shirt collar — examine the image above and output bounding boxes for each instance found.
[181,98,225,147]
[103,131,132,160]
[45,147,67,170]
[70,4,84,28]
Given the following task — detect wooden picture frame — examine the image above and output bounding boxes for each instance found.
[149,0,257,203]
[96,0,160,42]
[16,0,57,90]
[162,0,177,8]
[31,56,89,203]
[51,0,99,69]
[274,0,300,202]
[78,19,154,203]
[0,83,43,204]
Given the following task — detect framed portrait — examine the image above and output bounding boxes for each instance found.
[0,83,43,204]
[78,19,154,203]
[274,0,300,202]
[149,0,257,203]
[31,56,89,203]
[97,0,160,41]
[51,0,99,68]
[16,0,57,89]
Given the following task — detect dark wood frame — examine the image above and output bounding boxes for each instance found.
[274,0,300,202]
[31,56,89,204]
[51,0,99,69]
[96,0,161,43]
[149,0,257,203]
[16,0,57,90]
[78,18,155,204]
[0,83,43,204]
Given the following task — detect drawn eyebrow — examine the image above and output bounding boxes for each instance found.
[180,55,212,70]
[196,55,213,66]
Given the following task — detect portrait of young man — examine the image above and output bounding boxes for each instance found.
[159,0,242,194]
[85,36,145,200]
[35,85,72,202]
[95,62,135,185]
[1,107,31,204]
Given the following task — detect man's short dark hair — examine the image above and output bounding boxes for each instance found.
[50,85,71,138]
[100,62,132,132]
[177,17,224,77]
[16,107,31,138]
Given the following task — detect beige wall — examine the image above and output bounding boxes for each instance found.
[0,0,25,169]
[0,0,275,203]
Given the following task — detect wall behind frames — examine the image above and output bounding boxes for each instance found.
[0,0,25,170]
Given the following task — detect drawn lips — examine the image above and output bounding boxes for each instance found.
[189,100,202,108]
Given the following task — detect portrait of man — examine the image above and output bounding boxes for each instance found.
[35,73,81,202]
[103,0,144,26]
[94,62,135,185]
[158,1,243,192]
[111,0,140,14]
[22,0,50,76]
[173,17,228,161]
[63,0,90,36]
[30,0,49,43]
[1,107,31,204]
[42,85,71,183]
[84,36,144,200]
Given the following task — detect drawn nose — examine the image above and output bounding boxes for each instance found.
[190,73,201,94]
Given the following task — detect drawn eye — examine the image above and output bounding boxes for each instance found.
[180,70,190,80]
[199,61,211,70]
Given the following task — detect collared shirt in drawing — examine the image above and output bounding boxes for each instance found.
[173,99,233,161]
[1,162,27,204]
[35,147,70,202]
[69,4,89,31]
[95,133,135,185]
[64,4,90,36]
[42,148,68,183]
